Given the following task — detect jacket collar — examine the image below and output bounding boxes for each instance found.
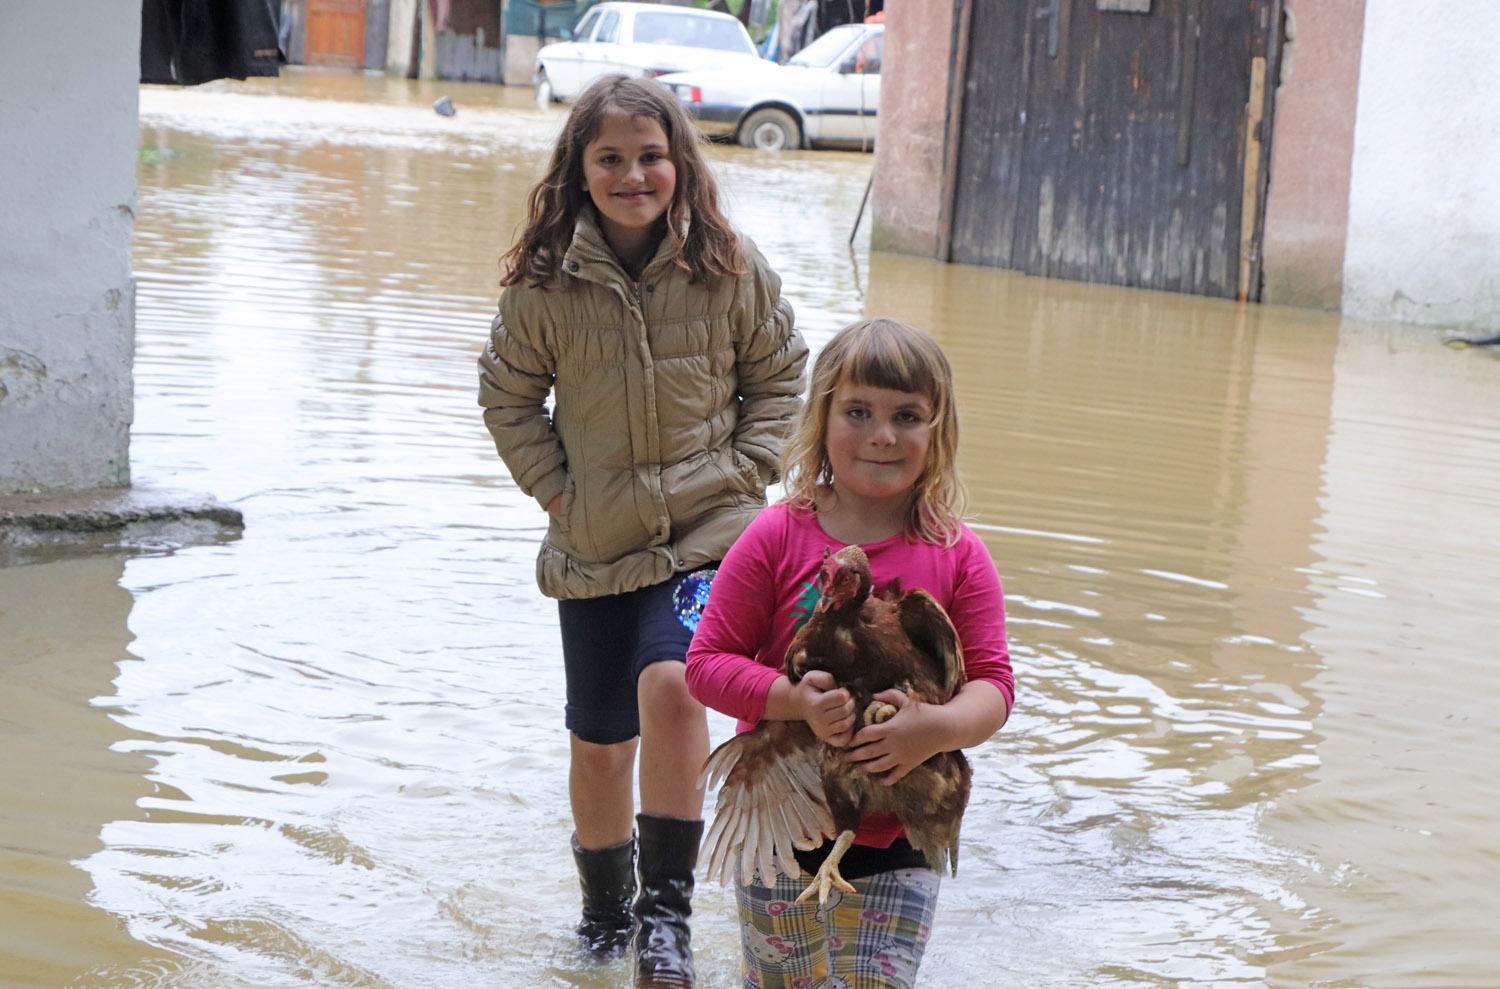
[563,208,681,287]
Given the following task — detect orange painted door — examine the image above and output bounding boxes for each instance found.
[306,0,368,68]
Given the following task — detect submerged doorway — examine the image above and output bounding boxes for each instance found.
[945,0,1283,300]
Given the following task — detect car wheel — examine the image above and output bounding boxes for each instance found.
[738,108,800,151]
[535,70,556,107]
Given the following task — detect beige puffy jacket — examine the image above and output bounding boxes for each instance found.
[478,213,808,599]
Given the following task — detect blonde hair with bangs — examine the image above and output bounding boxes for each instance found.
[781,318,967,546]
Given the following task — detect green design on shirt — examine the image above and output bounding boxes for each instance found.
[790,579,821,631]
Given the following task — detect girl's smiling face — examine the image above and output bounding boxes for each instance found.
[824,379,933,510]
[582,110,676,248]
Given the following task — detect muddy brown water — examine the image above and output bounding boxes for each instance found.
[3,69,1499,988]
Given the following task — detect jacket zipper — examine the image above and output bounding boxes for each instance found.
[624,278,670,543]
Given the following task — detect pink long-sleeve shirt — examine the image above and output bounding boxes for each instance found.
[686,502,1013,847]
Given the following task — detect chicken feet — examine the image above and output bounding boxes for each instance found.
[790,700,897,907]
[865,680,912,727]
[795,830,857,906]
[793,697,905,905]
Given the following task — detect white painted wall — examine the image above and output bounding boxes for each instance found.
[0,3,138,495]
[1343,1,1500,330]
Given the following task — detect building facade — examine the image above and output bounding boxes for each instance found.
[875,0,1500,330]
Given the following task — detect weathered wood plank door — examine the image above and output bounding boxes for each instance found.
[948,0,1281,300]
[306,0,368,68]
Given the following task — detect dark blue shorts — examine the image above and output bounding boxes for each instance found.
[558,565,718,745]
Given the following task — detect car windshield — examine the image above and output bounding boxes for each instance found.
[632,12,754,54]
[788,24,864,67]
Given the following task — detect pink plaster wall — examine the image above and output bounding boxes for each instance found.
[1260,0,1366,309]
[869,2,956,258]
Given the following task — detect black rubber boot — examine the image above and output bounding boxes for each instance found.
[633,814,704,988]
[572,832,636,961]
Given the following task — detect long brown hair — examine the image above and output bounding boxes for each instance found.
[782,319,968,547]
[500,75,744,288]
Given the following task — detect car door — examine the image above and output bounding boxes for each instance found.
[851,29,883,147]
[814,31,871,145]
[577,7,624,91]
[550,7,601,97]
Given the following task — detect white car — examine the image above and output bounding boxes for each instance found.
[658,22,883,151]
[535,2,763,104]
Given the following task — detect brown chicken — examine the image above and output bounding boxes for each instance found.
[699,544,972,904]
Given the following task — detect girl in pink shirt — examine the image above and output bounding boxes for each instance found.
[687,318,1013,988]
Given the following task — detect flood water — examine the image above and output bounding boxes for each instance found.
[3,69,1499,988]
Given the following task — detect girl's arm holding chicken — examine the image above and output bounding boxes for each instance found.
[684,508,858,746]
[845,543,1012,784]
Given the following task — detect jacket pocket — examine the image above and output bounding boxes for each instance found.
[556,474,577,533]
[546,474,582,555]
[568,469,648,564]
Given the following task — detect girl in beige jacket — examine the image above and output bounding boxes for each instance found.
[478,75,807,987]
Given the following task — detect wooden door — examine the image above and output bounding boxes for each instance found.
[306,0,368,68]
[947,0,1282,300]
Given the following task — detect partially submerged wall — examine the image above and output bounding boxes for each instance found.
[0,3,138,495]
[1259,0,1366,310]
[365,0,393,70]
[435,0,504,82]
[868,2,956,258]
[1341,0,1500,330]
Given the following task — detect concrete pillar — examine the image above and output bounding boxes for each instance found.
[1260,0,1367,310]
[504,34,544,87]
[386,0,438,80]
[388,0,420,76]
[0,3,139,496]
[869,1,958,259]
[419,0,440,80]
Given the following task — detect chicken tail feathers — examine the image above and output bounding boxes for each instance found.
[699,721,833,888]
[911,833,960,878]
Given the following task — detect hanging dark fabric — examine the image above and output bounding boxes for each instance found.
[141,0,284,86]
[815,0,881,31]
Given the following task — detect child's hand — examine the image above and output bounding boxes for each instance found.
[845,689,945,784]
[545,494,562,517]
[793,670,855,748]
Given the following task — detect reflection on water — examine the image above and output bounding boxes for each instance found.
[3,68,1499,987]
[0,559,181,985]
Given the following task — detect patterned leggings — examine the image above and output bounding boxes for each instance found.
[735,867,941,989]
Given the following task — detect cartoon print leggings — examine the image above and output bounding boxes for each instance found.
[735,866,940,989]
